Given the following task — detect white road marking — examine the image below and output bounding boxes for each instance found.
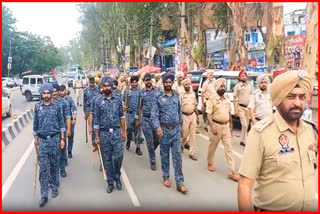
[121,168,141,207]
[197,133,319,200]
[2,141,34,200]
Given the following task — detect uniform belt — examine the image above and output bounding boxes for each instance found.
[127,110,134,114]
[38,132,60,140]
[253,205,271,212]
[100,127,120,132]
[161,123,180,130]
[239,103,248,108]
[143,113,151,118]
[255,117,261,121]
[212,119,229,125]
[182,112,194,116]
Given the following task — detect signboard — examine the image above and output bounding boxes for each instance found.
[285,35,306,69]
[8,56,12,63]
[7,63,11,70]
[125,46,130,71]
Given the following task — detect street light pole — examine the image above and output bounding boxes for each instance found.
[148,12,153,65]
[8,40,12,77]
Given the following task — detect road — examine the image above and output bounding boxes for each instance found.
[2,90,318,211]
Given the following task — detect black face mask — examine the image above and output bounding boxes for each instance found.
[217,89,225,96]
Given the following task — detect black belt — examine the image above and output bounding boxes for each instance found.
[212,119,229,125]
[161,123,180,130]
[38,132,60,140]
[100,127,120,132]
[127,110,134,114]
[255,117,261,121]
[182,112,194,116]
[239,104,248,108]
[253,205,272,212]
[143,114,151,118]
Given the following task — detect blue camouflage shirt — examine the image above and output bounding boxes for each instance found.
[83,86,100,114]
[63,96,77,119]
[123,88,140,119]
[55,97,71,125]
[151,92,183,130]
[140,86,161,117]
[33,101,66,136]
[94,94,125,130]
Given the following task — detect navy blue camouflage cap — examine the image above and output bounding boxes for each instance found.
[144,73,152,81]
[162,73,175,84]
[41,83,53,94]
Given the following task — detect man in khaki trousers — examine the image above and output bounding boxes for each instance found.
[180,78,199,160]
[206,78,240,182]
[233,70,252,147]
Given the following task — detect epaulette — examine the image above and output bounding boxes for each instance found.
[303,119,318,135]
[253,116,274,133]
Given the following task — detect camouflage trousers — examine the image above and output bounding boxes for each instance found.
[160,126,184,185]
[142,117,159,165]
[100,129,124,186]
[127,113,139,147]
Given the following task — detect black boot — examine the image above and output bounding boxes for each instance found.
[115,180,122,190]
[39,197,48,207]
[151,162,157,171]
[136,147,142,156]
[126,141,130,150]
[60,170,67,178]
[52,190,59,198]
[106,185,114,193]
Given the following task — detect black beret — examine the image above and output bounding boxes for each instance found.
[130,76,139,83]
[144,73,152,81]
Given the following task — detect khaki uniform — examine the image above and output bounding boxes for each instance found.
[74,79,83,106]
[239,111,317,211]
[181,90,198,156]
[172,82,185,95]
[248,89,273,120]
[233,82,252,144]
[202,79,217,101]
[206,95,235,172]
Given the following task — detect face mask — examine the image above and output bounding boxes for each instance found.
[217,89,225,96]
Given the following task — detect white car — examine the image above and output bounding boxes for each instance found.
[2,91,12,117]
[3,87,11,98]
[2,77,15,88]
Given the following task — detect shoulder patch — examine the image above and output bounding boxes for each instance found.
[253,115,274,133]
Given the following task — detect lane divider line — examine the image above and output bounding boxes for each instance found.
[2,141,34,200]
[120,168,141,207]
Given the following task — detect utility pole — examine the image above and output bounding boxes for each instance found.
[180,2,186,65]
[7,40,12,77]
[148,12,153,65]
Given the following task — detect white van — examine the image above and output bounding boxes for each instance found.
[197,71,268,116]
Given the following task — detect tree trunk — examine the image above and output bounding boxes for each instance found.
[303,2,318,82]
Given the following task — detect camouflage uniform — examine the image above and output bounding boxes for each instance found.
[151,92,184,185]
[83,86,100,145]
[94,94,125,187]
[123,88,141,146]
[33,101,65,198]
[113,88,122,101]
[63,96,77,156]
[140,87,161,167]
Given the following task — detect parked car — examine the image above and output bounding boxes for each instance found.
[2,77,15,88]
[188,70,206,96]
[3,87,11,98]
[68,72,78,87]
[21,75,54,101]
[2,91,12,117]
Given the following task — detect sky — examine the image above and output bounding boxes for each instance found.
[3,3,82,48]
[3,2,308,48]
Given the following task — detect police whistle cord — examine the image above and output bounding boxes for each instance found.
[97,144,107,180]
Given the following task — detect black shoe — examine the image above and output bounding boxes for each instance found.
[115,180,122,190]
[151,163,157,171]
[136,147,142,156]
[126,141,130,150]
[68,153,72,158]
[39,197,48,207]
[139,137,144,144]
[60,170,67,178]
[240,142,246,147]
[52,191,59,198]
[184,143,190,150]
[106,185,114,193]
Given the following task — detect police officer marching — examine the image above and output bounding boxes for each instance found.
[33,83,66,207]
[151,73,188,194]
[238,70,317,211]
[206,78,240,182]
[94,78,127,193]
[83,77,100,151]
[248,74,273,125]
[139,73,161,170]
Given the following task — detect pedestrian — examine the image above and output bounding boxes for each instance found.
[180,78,199,160]
[123,75,143,156]
[233,70,252,146]
[94,77,127,193]
[238,70,317,211]
[33,83,66,207]
[201,70,217,129]
[51,82,71,178]
[83,77,100,151]
[248,74,273,125]
[74,75,84,106]
[172,71,185,95]
[206,78,240,182]
[59,85,77,158]
[151,73,187,194]
[139,73,161,170]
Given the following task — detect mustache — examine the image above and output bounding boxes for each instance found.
[289,107,303,112]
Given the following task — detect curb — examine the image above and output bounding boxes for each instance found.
[2,108,34,150]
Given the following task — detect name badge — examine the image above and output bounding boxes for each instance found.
[279,134,294,154]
